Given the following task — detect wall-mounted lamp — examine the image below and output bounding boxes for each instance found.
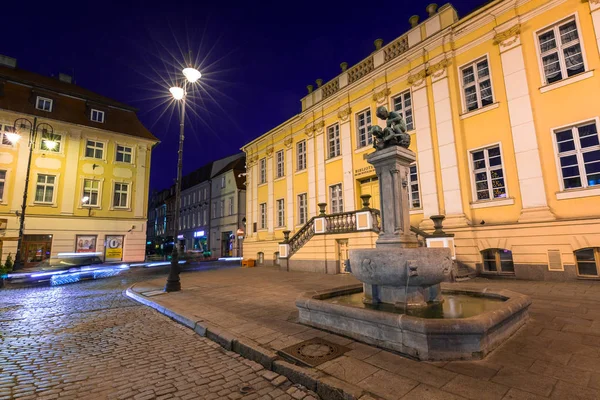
[82,196,92,217]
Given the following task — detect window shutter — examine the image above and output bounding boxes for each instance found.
[547,250,563,271]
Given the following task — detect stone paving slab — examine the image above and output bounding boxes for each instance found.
[128,266,600,400]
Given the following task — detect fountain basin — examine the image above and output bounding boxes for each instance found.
[296,284,531,361]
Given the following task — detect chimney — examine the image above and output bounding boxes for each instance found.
[58,73,72,84]
[409,15,420,28]
[0,55,17,69]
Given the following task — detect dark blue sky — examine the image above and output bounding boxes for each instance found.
[4,0,484,191]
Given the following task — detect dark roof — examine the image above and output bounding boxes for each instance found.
[182,162,213,190]
[0,65,158,142]
[212,156,246,190]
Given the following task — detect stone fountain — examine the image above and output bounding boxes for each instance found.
[296,106,531,360]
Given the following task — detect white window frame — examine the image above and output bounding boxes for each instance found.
[39,131,62,153]
[221,176,226,188]
[82,178,101,207]
[259,158,267,184]
[329,183,344,214]
[91,109,105,123]
[297,193,307,225]
[34,173,57,204]
[229,197,234,216]
[115,144,134,164]
[551,118,600,192]
[212,202,216,218]
[259,203,267,229]
[408,163,421,210]
[356,108,373,148]
[468,143,509,202]
[276,198,285,227]
[84,139,105,160]
[220,199,225,217]
[36,96,53,112]
[1,125,16,147]
[391,90,414,131]
[327,123,341,159]
[297,141,307,171]
[534,14,588,86]
[0,169,7,202]
[458,55,494,112]
[276,150,285,178]
[112,182,130,209]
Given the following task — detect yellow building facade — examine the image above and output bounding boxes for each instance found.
[0,60,157,266]
[242,0,600,281]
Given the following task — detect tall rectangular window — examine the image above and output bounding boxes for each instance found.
[85,140,104,159]
[91,109,105,123]
[276,150,285,178]
[259,158,267,184]
[461,57,493,112]
[203,208,208,224]
[471,145,506,201]
[392,91,414,130]
[35,174,55,203]
[36,96,53,112]
[329,184,343,214]
[229,197,234,215]
[40,131,61,152]
[113,182,129,208]
[212,202,216,218]
[327,124,341,158]
[409,164,421,209]
[297,141,306,171]
[0,170,6,201]
[537,18,585,85]
[116,145,133,163]
[298,193,307,225]
[277,199,285,227]
[220,199,225,217]
[356,109,372,148]
[221,176,226,188]
[260,203,267,229]
[83,179,100,206]
[555,122,600,189]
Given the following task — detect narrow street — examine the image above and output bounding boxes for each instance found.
[0,265,317,400]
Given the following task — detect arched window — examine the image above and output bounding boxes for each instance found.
[574,248,599,277]
[481,249,514,273]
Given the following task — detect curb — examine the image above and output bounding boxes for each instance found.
[125,285,364,400]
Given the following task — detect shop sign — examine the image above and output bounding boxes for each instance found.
[236,228,244,240]
[177,234,184,240]
[105,235,124,261]
[354,165,375,178]
[194,230,205,238]
[76,235,97,253]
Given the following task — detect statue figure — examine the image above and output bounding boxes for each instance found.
[369,106,410,150]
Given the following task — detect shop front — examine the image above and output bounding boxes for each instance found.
[221,231,234,257]
[193,230,208,251]
[22,234,53,268]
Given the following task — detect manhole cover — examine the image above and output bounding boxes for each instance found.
[278,337,349,367]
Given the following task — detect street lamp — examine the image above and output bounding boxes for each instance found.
[165,65,201,293]
[7,118,55,269]
[81,196,92,217]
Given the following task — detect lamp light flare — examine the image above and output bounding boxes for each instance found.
[43,139,58,150]
[82,196,90,203]
[5,132,21,144]
[169,86,184,100]
[182,67,201,83]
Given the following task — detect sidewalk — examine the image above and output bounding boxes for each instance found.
[127,266,600,400]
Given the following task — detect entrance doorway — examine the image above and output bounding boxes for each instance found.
[221,231,233,257]
[337,239,350,274]
[359,177,380,210]
[22,234,53,268]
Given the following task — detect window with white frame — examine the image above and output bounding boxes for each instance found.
[276,150,284,178]
[356,109,373,148]
[392,91,414,131]
[554,122,600,189]
[221,176,226,188]
[461,57,493,112]
[40,131,61,152]
[83,179,100,206]
[471,145,507,201]
[537,18,585,85]
[113,182,129,208]
[260,203,267,229]
[297,141,306,170]
[259,158,267,184]
[298,193,307,225]
[220,199,225,217]
[0,170,6,201]
[1,125,16,146]
[91,109,105,123]
[329,184,343,214]
[36,96,53,112]
[212,202,216,218]
[85,140,104,159]
[116,145,133,163]
[203,208,208,224]
[276,199,285,227]
[35,174,56,203]
[409,164,421,209]
[327,124,341,158]
[229,197,234,215]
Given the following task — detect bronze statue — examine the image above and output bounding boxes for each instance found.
[369,106,410,150]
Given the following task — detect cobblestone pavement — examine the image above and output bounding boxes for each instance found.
[0,266,319,400]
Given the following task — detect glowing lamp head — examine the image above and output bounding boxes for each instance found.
[169,86,184,100]
[182,67,201,83]
[82,196,90,204]
[43,140,57,150]
[5,132,21,144]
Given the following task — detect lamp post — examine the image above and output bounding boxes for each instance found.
[7,118,56,270]
[81,196,92,216]
[165,66,201,292]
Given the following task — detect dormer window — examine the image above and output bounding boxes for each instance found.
[36,96,53,112]
[91,109,105,123]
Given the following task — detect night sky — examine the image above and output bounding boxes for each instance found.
[4,0,484,191]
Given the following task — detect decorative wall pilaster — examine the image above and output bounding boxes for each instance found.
[246,158,253,237]
[133,144,148,218]
[338,106,355,212]
[307,126,317,219]
[316,130,326,204]
[495,23,555,222]
[251,157,259,233]
[285,146,294,230]
[585,0,600,53]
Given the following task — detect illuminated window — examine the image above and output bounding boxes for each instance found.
[40,131,61,152]
[392,91,414,130]
[461,57,493,112]
[471,145,506,201]
[554,122,600,190]
[0,170,6,201]
[356,109,372,148]
[537,18,585,85]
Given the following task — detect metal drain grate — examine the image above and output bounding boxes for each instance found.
[278,337,350,367]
